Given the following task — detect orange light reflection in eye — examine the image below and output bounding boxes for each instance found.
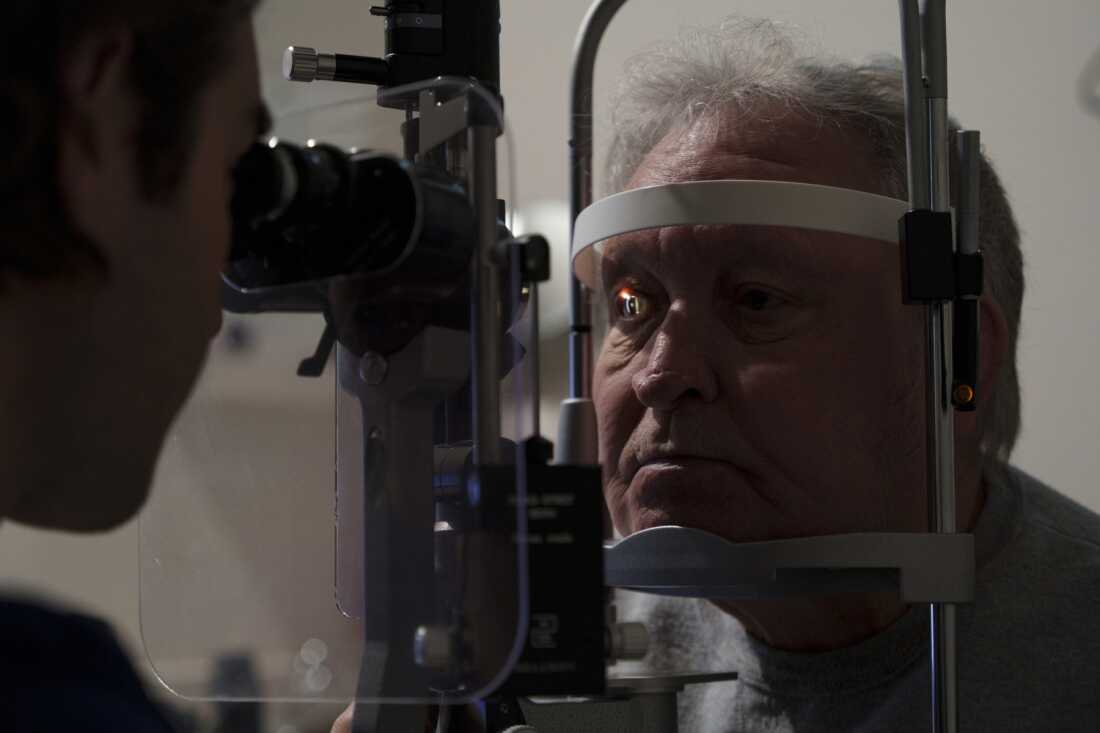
[616,287,648,319]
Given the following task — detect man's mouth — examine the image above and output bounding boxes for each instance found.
[631,456,747,498]
[640,454,719,467]
[634,453,738,475]
[623,461,756,542]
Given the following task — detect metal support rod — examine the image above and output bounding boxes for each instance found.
[922,1,958,730]
[956,132,981,257]
[528,284,543,439]
[568,0,631,401]
[899,3,959,731]
[929,100,951,213]
[921,0,949,97]
[926,297,958,733]
[899,0,931,209]
[952,131,982,410]
[470,125,502,464]
[927,95,956,535]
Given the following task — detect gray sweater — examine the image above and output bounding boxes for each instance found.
[619,464,1100,732]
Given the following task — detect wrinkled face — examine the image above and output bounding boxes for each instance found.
[594,108,928,542]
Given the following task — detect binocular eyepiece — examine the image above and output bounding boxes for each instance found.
[226,138,476,309]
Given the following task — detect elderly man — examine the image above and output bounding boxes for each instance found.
[595,18,1100,733]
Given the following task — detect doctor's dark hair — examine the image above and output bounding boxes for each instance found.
[604,17,1025,469]
[0,0,261,281]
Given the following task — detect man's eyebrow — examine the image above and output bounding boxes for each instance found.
[598,233,656,281]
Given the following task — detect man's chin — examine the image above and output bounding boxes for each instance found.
[627,503,747,540]
[624,494,782,543]
[623,463,778,541]
[9,455,155,533]
[11,491,147,533]
[628,507,682,533]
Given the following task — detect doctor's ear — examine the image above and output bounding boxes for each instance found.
[57,28,137,176]
[55,27,141,270]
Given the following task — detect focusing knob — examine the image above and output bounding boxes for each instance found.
[284,46,319,82]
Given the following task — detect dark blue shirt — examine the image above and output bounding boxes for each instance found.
[0,598,175,732]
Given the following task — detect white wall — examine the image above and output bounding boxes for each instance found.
[2,1,1098,718]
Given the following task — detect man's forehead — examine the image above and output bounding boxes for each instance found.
[625,105,881,194]
[599,223,836,279]
[597,106,891,280]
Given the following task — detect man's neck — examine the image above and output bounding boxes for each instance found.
[719,591,908,652]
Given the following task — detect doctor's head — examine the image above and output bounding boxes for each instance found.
[0,0,266,531]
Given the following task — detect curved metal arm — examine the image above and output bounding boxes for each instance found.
[567,0,631,402]
[558,0,631,467]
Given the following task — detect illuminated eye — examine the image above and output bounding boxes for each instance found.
[615,287,651,321]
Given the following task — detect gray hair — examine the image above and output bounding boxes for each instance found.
[604,17,1024,466]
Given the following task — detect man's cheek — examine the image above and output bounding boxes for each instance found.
[188,170,233,277]
[602,476,634,535]
[729,359,845,483]
[597,410,635,494]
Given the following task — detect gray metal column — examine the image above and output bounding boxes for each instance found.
[470,124,503,464]
[905,1,959,731]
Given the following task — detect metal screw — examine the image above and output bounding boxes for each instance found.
[358,351,389,385]
[953,383,975,405]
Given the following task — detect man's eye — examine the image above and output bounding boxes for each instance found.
[737,288,785,312]
[614,287,652,321]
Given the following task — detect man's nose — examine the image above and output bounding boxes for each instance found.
[630,308,719,411]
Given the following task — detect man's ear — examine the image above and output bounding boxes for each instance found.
[56,28,137,261]
[956,293,1009,438]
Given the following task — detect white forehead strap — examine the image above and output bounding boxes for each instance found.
[571,180,910,290]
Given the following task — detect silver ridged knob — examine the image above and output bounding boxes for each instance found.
[284,46,319,82]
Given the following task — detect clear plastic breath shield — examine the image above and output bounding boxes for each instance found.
[140,78,534,705]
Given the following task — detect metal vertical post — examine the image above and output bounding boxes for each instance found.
[899,0,930,209]
[956,133,981,258]
[528,283,543,439]
[908,1,958,731]
[470,124,502,464]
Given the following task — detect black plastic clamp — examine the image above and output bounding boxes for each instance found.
[954,251,984,299]
[899,210,956,303]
